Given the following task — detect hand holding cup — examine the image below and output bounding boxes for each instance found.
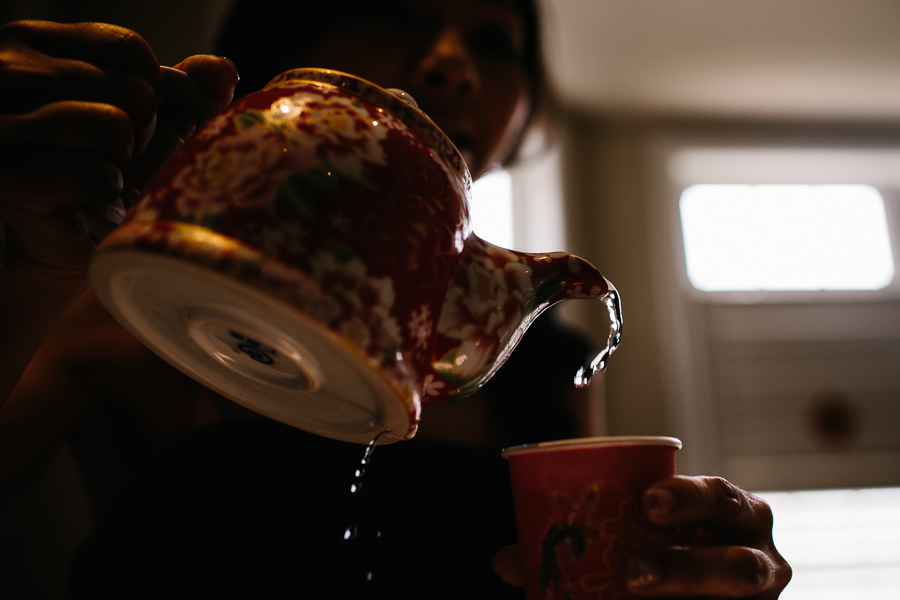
[497,437,791,599]
[625,475,791,598]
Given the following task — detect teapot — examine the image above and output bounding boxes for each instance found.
[89,69,621,444]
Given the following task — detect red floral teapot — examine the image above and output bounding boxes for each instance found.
[89,69,621,444]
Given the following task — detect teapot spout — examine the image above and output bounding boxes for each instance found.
[426,235,622,402]
[573,286,622,388]
[527,251,623,388]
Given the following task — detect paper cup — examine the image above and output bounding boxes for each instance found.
[502,436,682,600]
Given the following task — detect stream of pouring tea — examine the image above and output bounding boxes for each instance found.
[338,287,621,585]
[574,290,623,388]
[342,430,390,584]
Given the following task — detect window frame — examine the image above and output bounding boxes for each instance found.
[677,182,897,295]
[667,146,900,304]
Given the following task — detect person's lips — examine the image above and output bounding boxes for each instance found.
[448,132,476,169]
[411,99,479,171]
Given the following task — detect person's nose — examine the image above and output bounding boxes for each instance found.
[413,27,481,99]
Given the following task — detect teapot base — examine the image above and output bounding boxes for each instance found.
[90,249,418,444]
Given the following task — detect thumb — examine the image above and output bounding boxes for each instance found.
[493,544,526,587]
[171,55,240,109]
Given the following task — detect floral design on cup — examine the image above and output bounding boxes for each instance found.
[538,485,669,600]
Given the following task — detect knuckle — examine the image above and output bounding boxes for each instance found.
[90,22,137,42]
[705,476,745,515]
[0,23,35,78]
[92,23,159,87]
[111,25,140,47]
[76,102,131,140]
[97,105,135,162]
[706,475,736,495]
[102,104,134,138]
[36,102,134,166]
[0,53,12,85]
[0,54,40,92]
[675,475,706,508]
[0,20,35,43]
[750,495,775,530]
[725,547,772,595]
[125,75,158,121]
[773,549,793,589]
[97,23,152,60]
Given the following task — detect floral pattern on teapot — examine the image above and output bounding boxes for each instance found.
[429,237,614,398]
[102,69,618,413]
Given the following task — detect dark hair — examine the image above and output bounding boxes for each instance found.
[508,0,558,164]
[214,0,555,165]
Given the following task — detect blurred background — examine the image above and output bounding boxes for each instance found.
[516,3,900,598]
[2,1,899,598]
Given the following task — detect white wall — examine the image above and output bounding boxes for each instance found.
[559,113,900,484]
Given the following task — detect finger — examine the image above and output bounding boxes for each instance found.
[170,55,239,109]
[0,20,161,87]
[0,150,123,211]
[2,222,95,273]
[0,56,158,128]
[492,545,525,587]
[122,63,230,175]
[153,58,237,139]
[122,109,195,201]
[0,101,134,168]
[642,476,774,542]
[159,66,222,131]
[122,58,239,197]
[625,546,778,598]
[0,151,122,269]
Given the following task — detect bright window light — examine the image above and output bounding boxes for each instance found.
[757,487,900,600]
[470,169,514,249]
[680,184,895,291]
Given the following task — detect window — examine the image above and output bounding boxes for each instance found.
[679,184,895,292]
[759,486,900,600]
[470,169,515,248]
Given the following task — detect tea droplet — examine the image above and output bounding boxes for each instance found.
[341,431,392,585]
[574,290,623,388]
[343,525,358,540]
[342,431,391,540]
[386,88,418,108]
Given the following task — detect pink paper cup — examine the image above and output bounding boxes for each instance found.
[502,436,682,600]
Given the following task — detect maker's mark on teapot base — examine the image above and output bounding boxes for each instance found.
[89,247,419,445]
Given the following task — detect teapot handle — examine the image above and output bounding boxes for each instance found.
[426,235,621,402]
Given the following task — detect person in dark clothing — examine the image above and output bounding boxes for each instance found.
[64,306,594,599]
[0,2,791,598]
